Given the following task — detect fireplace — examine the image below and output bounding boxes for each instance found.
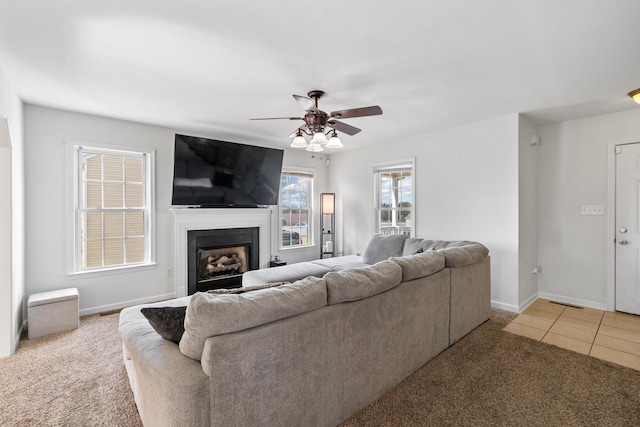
[187,227,259,294]
[172,207,272,297]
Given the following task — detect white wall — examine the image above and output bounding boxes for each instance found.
[537,108,640,310]
[23,101,640,320]
[518,115,539,310]
[273,149,330,265]
[0,66,24,358]
[0,127,13,357]
[329,115,521,311]
[23,105,327,315]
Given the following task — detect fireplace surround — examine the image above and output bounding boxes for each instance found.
[171,208,272,297]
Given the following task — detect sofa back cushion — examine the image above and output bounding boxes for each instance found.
[402,238,434,255]
[179,276,327,360]
[324,259,402,305]
[390,251,445,281]
[402,238,489,267]
[363,233,408,264]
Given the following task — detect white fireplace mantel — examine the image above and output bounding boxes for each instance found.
[171,208,273,297]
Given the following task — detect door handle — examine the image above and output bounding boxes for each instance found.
[619,240,629,245]
[619,228,628,234]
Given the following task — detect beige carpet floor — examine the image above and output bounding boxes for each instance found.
[1,309,639,426]
[0,312,142,427]
[341,310,640,426]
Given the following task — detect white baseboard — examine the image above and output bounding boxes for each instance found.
[13,320,26,353]
[537,292,607,312]
[491,300,519,313]
[79,293,177,316]
[518,292,539,313]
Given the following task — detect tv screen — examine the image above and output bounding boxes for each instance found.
[171,134,284,207]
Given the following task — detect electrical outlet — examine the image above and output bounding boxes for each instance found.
[165,267,173,277]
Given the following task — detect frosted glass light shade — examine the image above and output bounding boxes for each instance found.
[290,135,308,148]
[326,134,343,148]
[310,132,328,145]
[630,88,640,104]
[306,142,323,152]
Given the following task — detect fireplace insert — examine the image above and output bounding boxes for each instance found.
[187,227,259,294]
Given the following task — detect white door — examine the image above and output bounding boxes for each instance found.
[616,142,640,315]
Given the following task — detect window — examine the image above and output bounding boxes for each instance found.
[72,144,155,273]
[280,168,313,248]
[374,159,414,236]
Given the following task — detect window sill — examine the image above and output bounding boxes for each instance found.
[67,262,158,280]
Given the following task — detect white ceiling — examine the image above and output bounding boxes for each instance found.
[1,0,640,151]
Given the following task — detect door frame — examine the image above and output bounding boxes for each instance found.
[607,138,640,312]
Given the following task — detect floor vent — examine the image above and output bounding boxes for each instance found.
[549,301,583,309]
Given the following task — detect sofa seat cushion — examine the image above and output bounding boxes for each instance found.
[324,259,402,305]
[206,281,289,294]
[391,251,445,281]
[310,255,368,271]
[179,276,327,360]
[362,233,409,264]
[242,262,331,287]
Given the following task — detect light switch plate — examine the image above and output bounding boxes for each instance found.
[581,205,604,216]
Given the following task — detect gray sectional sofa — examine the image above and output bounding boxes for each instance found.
[118,234,490,427]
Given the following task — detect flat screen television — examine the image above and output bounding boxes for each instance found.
[171,134,284,207]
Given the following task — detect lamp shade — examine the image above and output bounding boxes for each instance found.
[321,193,335,214]
[630,88,640,104]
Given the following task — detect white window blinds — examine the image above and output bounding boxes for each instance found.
[75,146,152,271]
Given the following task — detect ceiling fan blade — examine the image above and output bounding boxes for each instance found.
[293,94,318,112]
[327,120,361,136]
[330,105,382,119]
[249,116,304,121]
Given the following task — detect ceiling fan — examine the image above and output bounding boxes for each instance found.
[250,90,382,151]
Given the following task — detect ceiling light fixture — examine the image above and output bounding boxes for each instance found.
[251,90,383,152]
[290,129,308,148]
[629,88,640,104]
[310,131,328,145]
[306,140,324,152]
[305,130,328,152]
[325,130,343,149]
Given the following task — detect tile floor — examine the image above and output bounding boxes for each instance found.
[504,298,640,371]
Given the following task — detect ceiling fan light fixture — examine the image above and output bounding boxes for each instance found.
[629,88,640,104]
[251,90,383,151]
[290,130,308,148]
[325,130,343,148]
[306,141,323,152]
[310,131,328,145]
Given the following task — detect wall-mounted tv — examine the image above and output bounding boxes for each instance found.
[171,134,284,207]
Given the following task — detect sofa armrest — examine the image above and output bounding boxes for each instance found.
[439,243,489,267]
[449,256,491,344]
[119,302,210,427]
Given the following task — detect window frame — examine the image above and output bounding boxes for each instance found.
[66,141,156,277]
[373,158,415,237]
[279,166,314,250]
